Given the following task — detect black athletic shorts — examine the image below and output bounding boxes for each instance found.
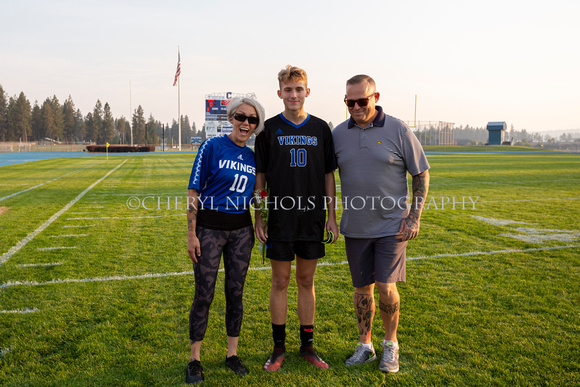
[266,240,325,261]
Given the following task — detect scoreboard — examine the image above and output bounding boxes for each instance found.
[204,92,255,139]
[205,99,230,121]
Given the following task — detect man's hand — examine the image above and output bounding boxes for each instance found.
[397,216,420,241]
[397,170,429,241]
[325,217,339,244]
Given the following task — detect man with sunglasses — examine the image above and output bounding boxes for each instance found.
[332,74,430,373]
[255,65,338,372]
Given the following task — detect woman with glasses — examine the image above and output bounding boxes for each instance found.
[185,97,265,384]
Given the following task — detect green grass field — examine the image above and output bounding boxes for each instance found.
[0,150,578,386]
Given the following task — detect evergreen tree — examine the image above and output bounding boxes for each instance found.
[92,100,104,144]
[31,102,43,141]
[41,98,57,140]
[181,115,192,145]
[50,95,64,141]
[102,102,115,143]
[170,119,178,145]
[63,96,76,143]
[0,85,7,141]
[7,92,32,141]
[132,105,146,144]
[116,117,128,145]
[75,109,86,142]
[146,114,159,145]
[85,112,94,143]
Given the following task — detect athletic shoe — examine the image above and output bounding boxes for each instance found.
[225,355,248,376]
[186,360,204,384]
[299,346,330,369]
[263,347,286,372]
[379,341,399,373]
[345,343,377,366]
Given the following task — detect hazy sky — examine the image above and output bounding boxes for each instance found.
[1,0,579,133]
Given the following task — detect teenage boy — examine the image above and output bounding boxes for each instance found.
[255,65,338,371]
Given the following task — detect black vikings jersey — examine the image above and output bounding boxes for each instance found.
[255,113,336,242]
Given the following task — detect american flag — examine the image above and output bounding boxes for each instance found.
[173,50,181,86]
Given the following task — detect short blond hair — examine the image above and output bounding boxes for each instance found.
[277,65,308,88]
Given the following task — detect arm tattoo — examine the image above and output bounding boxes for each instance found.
[379,300,400,315]
[411,171,429,212]
[187,204,197,232]
[354,293,375,336]
[406,171,430,229]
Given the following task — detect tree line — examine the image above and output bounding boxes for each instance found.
[413,123,568,146]
[0,84,198,145]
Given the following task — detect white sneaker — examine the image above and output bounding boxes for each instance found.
[379,341,399,373]
[345,343,376,366]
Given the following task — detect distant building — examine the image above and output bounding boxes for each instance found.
[486,122,507,145]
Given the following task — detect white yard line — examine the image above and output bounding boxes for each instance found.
[0,160,127,265]
[17,262,63,268]
[65,214,185,221]
[406,244,579,260]
[37,247,77,251]
[0,162,101,202]
[478,197,579,204]
[0,308,40,314]
[62,225,94,228]
[1,244,577,289]
[49,234,89,238]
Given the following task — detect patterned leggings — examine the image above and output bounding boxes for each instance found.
[189,225,254,342]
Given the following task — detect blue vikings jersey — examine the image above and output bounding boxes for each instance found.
[188,135,256,214]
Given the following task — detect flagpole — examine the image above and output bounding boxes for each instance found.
[130,80,133,146]
[178,46,182,151]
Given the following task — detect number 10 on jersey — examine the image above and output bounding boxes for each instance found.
[290,148,307,167]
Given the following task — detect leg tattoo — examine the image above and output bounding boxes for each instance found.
[354,293,375,336]
[379,300,400,315]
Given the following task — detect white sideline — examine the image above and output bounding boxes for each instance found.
[1,244,577,289]
[0,160,128,265]
[0,162,101,202]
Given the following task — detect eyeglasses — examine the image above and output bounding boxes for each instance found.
[234,113,259,125]
[344,93,376,108]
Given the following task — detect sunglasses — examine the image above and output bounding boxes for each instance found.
[344,93,376,108]
[234,113,259,125]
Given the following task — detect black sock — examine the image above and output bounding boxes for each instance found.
[300,325,314,349]
[272,323,286,349]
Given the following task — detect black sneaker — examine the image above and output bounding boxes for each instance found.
[225,355,248,376]
[186,360,204,384]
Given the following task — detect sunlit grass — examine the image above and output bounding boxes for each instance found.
[0,151,578,386]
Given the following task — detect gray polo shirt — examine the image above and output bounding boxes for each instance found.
[333,106,430,238]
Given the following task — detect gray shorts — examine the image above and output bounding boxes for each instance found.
[345,236,407,287]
